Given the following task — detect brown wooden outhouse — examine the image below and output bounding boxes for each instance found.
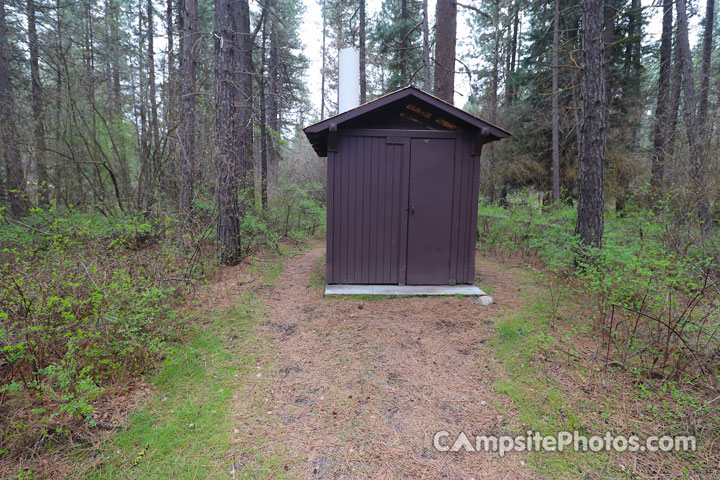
[304,86,510,287]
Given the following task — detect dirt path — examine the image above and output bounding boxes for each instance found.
[233,245,533,479]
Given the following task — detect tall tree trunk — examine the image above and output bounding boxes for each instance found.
[399,0,409,81]
[28,0,49,206]
[422,0,430,90]
[148,0,160,154]
[104,0,112,108]
[260,6,268,208]
[676,0,710,230]
[267,3,279,197]
[85,0,96,134]
[162,0,176,197]
[603,0,615,104]
[55,0,66,205]
[110,0,121,114]
[697,0,715,230]
[576,0,607,248]
[360,0,367,102]
[485,0,501,202]
[551,0,560,203]
[650,0,673,190]
[506,0,519,106]
[137,0,149,209]
[433,0,457,103]
[179,0,197,229]
[697,0,714,139]
[215,0,251,265]
[166,0,174,118]
[0,0,28,216]
[666,28,683,167]
[320,0,326,119]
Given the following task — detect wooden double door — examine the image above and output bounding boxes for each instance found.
[326,130,479,285]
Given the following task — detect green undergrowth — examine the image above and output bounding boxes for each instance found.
[75,251,295,479]
[1,197,322,477]
[477,196,720,387]
[491,264,608,478]
[483,194,720,478]
[0,208,208,461]
[77,301,269,479]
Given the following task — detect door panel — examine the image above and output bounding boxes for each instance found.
[406,138,455,285]
[328,135,406,284]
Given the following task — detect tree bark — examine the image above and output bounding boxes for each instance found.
[505,0,519,106]
[260,6,268,208]
[650,0,673,190]
[0,0,28,216]
[422,0,430,91]
[360,0,367,102]
[85,0,96,134]
[267,1,279,197]
[137,0,149,208]
[399,0,409,81]
[603,0,615,104]
[320,0,326,119]
[697,0,714,137]
[666,27,682,166]
[485,0,501,202]
[110,0,121,114]
[215,0,251,265]
[148,0,160,153]
[676,0,710,230]
[576,0,606,248]
[433,0,457,103]
[551,0,560,203]
[166,0,174,112]
[28,0,50,206]
[179,0,197,229]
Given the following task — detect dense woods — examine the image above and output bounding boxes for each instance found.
[1,0,718,247]
[1,0,719,476]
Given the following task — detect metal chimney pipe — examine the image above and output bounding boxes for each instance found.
[338,47,360,113]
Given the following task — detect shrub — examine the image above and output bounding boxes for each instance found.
[477,195,720,388]
[265,181,326,240]
[0,209,195,456]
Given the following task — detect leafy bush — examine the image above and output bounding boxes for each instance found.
[0,183,325,461]
[265,181,326,240]
[477,196,720,388]
[0,208,196,456]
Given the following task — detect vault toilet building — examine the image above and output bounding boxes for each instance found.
[305,58,510,294]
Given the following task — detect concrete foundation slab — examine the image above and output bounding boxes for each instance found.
[324,284,486,296]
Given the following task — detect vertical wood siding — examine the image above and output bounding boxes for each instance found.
[451,137,480,284]
[326,132,480,285]
[327,134,404,284]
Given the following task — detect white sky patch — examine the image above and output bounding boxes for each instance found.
[297,0,708,115]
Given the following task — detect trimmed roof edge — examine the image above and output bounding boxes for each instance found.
[303,85,512,139]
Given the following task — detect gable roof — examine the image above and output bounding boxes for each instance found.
[303,86,511,157]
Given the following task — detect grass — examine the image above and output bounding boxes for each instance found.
[71,254,294,479]
[490,262,610,478]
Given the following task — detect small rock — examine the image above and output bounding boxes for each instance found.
[476,295,494,307]
[480,400,487,406]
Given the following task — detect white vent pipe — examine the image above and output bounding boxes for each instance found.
[338,47,360,113]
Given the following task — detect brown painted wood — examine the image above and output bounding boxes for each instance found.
[304,86,511,157]
[406,138,456,285]
[449,138,462,285]
[467,153,482,283]
[326,151,335,283]
[312,87,507,286]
